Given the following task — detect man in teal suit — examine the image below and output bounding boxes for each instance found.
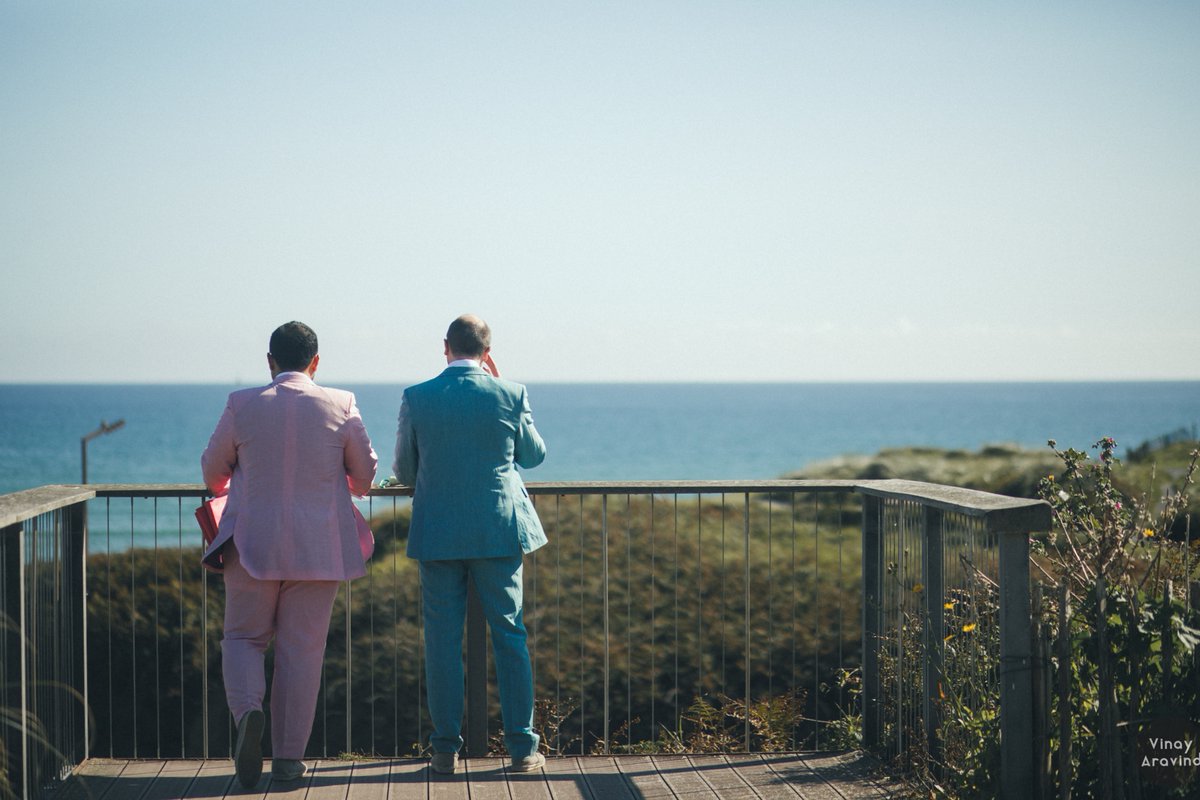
[393,314,547,774]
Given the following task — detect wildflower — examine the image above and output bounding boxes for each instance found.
[962,623,977,633]
[1143,528,1155,538]
[912,583,924,593]
[1046,474,1055,482]
[944,602,954,610]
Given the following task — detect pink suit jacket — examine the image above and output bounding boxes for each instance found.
[201,372,378,581]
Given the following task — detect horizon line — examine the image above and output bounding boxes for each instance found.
[2,377,1199,387]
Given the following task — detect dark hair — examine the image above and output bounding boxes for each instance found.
[446,315,491,358]
[269,321,319,371]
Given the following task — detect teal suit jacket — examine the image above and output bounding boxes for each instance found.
[394,365,547,560]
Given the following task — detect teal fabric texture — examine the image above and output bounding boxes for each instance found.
[394,365,547,561]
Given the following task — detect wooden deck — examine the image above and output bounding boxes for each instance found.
[50,753,902,799]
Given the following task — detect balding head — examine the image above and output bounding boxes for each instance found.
[445,314,492,359]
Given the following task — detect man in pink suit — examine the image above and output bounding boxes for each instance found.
[201,321,377,788]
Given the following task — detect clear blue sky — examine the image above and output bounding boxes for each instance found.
[2,2,1197,383]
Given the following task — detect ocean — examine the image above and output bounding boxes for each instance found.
[1,381,1197,495]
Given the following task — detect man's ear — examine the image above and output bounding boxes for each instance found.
[267,353,279,377]
[306,353,320,377]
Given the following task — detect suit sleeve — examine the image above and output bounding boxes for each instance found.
[342,394,378,496]
[200,399,237,496]
[513,387,546,469]
[393,392,419,486]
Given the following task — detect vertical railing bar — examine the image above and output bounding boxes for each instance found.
[201,501,209,759]
[625,494,632,748]
[554,494,562,749]
[390,496,399,756]
[813,493,821,750]
[18,514,29,800]
[789,491,797,746]
[367,497,375,755]
[999,520,1034,796]
[81,501,91,762]
[720,493,727,694]
[530,495,538,700]
[672,493,679,733]
[154,497,161,758]
[128,497,138,758]
[922,506,945,768]
[695,493,702,702]
[861,493,883,749]
[836,495,844,714]
[743,491,751,752]
[766,491,773,702]
[177,498,185,757]
[578,494,585,753]
[648,493,655,741]
[345,578,353,755]
[601,493,610,755]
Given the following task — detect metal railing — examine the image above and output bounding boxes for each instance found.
[0,487,92,800]
[0,479,1049,799]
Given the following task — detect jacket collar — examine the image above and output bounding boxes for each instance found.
[272,371,314,386]
[440,364,489,377]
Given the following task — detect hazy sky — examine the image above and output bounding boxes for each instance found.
[3,2,1197,384]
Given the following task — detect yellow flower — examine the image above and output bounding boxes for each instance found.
[913,583,924,593]
[944,602,954,610]
[1143,528,1155,538]
[962,623,977,633]
[1046,474,1055,482]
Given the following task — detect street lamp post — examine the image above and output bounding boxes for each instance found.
[81,419,125,484]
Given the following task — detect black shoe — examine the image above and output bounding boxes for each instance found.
[234,709,265,788]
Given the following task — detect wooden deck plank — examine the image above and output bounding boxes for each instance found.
[307,760,356,799]
[613,755,675,799]
[103,760,166,800]
[505,757,553,800]
[686,755,759,798]
[48,758,128,800]
[382,758,429,800]
[427,757,469,800]
[541,756,594,800]
[140,760,203,800]
[651,755,721,798]
[345,760,393,800]
[465,757,512,800]
[722,755,803,799]
[181,760,237,799]
[578,757,637,800]
[46,753,900,800]
[761,753,872,800]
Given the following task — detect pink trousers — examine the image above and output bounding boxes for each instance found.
[221,543,340,759]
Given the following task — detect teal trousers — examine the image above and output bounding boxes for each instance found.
[419,555,539,758]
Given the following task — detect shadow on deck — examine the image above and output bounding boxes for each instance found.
[50,752,903,799]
